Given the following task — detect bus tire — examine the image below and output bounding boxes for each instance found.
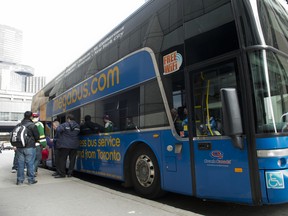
[131,145,164,199]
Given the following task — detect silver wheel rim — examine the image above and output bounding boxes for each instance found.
[135,154,155,187]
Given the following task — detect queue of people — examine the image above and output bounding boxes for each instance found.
[11,112,116,185]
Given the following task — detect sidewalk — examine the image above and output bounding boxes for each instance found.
[0,150,58,188]
[0,150,196,216]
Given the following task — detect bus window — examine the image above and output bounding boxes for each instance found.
[161,58,186,136]
[80,79,168,133]
[138,80,169,129]
[192,62,237,136]
[80,102,104,129]
[79,89,140,133]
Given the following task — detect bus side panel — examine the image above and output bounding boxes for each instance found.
[76,130,194,196]
[161,132,193,196]
[76,131,165,181]
[193,139,253,203]
[77,134,125,180]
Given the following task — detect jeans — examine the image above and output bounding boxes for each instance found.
[12,151,18,170]
[34,145,42,172]
[16,147,36,183]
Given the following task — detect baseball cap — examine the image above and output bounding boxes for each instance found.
[32,113,39,118]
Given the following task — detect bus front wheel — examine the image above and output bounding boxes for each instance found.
[131,145,164,199]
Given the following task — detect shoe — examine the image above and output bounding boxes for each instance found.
[28,180,38,185]
[54,175,65,178]
[67,174,72,178]
[52,172,59,176]
[16,181,23,185]
[11,169,17,173]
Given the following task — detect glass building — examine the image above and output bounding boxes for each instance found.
[0,24,46,132]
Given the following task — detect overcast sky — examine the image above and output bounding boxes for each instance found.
[0,0,146,82]
[0,0,287,83]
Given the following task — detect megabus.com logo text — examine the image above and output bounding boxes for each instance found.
[53,66,120,113]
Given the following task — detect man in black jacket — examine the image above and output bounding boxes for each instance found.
[80,115,104,135]
[55,114,80,178]
[16,111,39,185]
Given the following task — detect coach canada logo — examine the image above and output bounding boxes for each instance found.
[204,150,232,167]
[210,150,224,159]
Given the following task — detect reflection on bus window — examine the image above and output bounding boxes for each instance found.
[251,51,288,134]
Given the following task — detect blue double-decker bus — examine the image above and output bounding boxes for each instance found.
[32,0,288,205]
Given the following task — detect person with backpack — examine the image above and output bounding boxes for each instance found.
[55,114,80,178]
[32,113,47,176]
[15,111,40,185]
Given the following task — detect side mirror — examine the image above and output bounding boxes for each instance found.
[220,88,244,149]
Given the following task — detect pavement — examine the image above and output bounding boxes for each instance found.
[0,150,198,216]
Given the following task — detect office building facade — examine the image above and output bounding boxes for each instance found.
[0,24,46,132]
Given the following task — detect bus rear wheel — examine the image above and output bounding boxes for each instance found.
[131,145,163,199]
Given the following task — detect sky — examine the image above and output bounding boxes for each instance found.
[0,0,146,83]
[0,0,287,83]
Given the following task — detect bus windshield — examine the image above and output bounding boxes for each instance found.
[251,0,288,134]
[251,51,288,133]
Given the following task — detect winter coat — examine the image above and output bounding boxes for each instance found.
[21,119,40,148]
[80,120,104,135]
[57,120,80,149]
[35,121,47,147]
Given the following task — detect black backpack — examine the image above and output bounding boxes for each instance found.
[10,122,32,148]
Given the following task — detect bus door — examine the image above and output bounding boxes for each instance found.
[190,61,252,203]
